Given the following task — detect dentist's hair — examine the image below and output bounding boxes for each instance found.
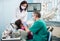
[19,1,28,12]
[34,11,41,18]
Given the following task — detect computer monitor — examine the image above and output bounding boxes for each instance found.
[27,3,41,12]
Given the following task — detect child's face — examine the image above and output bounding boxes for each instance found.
[19,24,23,28]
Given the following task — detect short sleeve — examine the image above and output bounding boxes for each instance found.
[29,21,42,34]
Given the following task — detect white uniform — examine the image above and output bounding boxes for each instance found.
[16,8,28,22]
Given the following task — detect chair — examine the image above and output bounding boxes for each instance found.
[47,32,52,41]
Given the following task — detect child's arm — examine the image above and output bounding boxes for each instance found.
[24,26,30,33]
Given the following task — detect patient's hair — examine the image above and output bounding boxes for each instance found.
[34,11,41,18]
[15,19,23,30]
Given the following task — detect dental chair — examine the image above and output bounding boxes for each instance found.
[47,27,54,41]
[47,32,52,41]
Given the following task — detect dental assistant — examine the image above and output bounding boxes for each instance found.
[16,1,28,22]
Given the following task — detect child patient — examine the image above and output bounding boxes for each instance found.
[15,19,26,30]
[15,19,33,40]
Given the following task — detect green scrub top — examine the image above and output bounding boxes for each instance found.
[27,19,48,41]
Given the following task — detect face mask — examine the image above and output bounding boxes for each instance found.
[32,17,36,21]
[21,6,26,10]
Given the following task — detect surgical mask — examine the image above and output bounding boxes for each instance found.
[32,17,36,21]
[21,6,26,10]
